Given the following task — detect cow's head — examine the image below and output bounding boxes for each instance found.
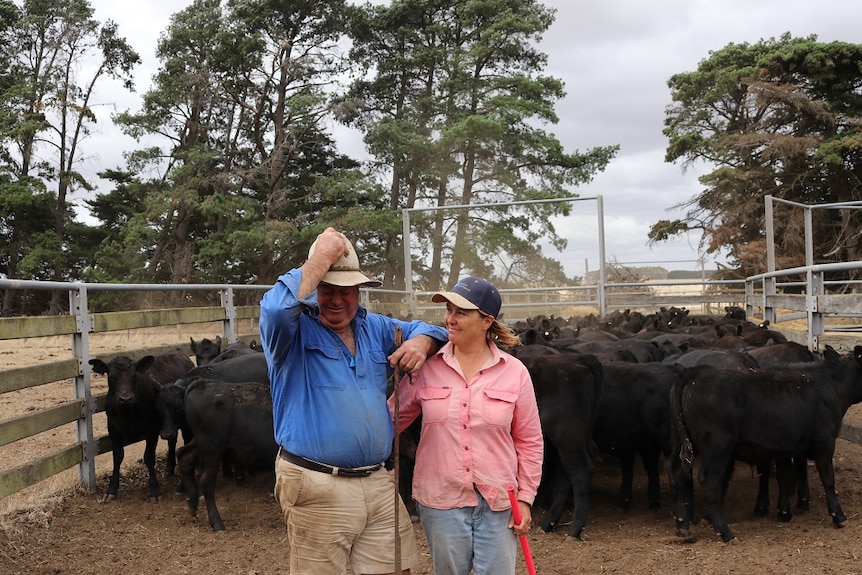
[154,382,185,440]
[89,355,156,405]
[190,336,222,366]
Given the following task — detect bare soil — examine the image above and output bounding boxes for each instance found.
[3,328,862,574]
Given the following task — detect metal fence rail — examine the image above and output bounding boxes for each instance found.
[744,261,862,352]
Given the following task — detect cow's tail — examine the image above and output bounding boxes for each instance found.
[669,377,694,475]
[575,353,604,461]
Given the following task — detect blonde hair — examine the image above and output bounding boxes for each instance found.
[488,318,521,347]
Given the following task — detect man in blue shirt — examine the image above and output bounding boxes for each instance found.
[260,226,447,575]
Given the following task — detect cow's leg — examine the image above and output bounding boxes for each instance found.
[794,456,810,511]
[699,453,736,543]
[175,428,193,493]
[773,457,795,522]
[671,453,695,535]
[143,433,162,501]
[102,432,124,502]
[539,462,571,534]
[753,462,771,516]
[717,459,735,507]
[617,450,635,511]
[640,446,662,510]
[165,432,178,477]
[177,442,200,515]
[812,453,847,527]
[557,446,593,539]
[199,456,226,531]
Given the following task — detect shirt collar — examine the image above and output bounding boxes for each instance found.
[437,340,509,366]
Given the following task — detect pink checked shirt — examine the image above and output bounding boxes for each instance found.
[390,341,544,512]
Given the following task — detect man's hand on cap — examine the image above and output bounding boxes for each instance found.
[316,227,350,263]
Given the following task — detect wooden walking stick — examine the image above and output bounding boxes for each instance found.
[392,326,404,574]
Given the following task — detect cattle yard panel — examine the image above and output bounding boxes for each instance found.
[2,270,862,503]
[745,261,862,352]
[0,280,267,501]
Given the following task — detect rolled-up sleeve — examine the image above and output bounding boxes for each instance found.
[259,269,309,364]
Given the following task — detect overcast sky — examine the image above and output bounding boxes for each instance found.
[84,0,861,275]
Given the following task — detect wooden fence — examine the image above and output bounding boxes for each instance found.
[0,281,267,500]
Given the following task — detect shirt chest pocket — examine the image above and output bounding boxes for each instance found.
[368,350,390,389]
[304,343,345,390]
[419,386,453,424]
[482,388,517,428]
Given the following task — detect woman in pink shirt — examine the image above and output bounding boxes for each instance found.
[390,276,544,575]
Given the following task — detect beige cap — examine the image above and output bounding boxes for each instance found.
[308,235,382,288]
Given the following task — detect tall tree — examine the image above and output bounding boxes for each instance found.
[0,0,139,313]
[654,34,862,277]
[345,0,616,290]
[108,0,368,288]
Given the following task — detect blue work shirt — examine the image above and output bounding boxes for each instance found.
[259,268,448,468]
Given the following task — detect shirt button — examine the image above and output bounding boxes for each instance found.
[463,425,467,429]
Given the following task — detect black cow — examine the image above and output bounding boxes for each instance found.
[158,353,270,488]
[593,362,680,511]
[670,346,862,542]
[745,341,818,368]
[517,352,602,538]
[190,336,259,366]
[208,340,261,364]
[89,349,195,501]
[742,324,789,346]
[173,352,269,389]
[177,378,277,531]
[158,353,269,442]
[565,339,662,363]
[669,347,759,370]
[155,380,192,448]
[190,336,222,366]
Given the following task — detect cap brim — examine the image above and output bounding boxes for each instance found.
[321,270,382,288]
[431,291,479,311]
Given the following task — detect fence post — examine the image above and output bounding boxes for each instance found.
[762,276,777,325]
[70,284,97,492]
[807,269,824,352]
[220,288,237,343]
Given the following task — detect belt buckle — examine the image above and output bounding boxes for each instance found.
[338,467,373,478]
[336,464,378,478]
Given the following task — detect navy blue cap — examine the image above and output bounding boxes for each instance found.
[432,276,502,318]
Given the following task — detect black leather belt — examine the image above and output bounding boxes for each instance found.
[278,447,381,478]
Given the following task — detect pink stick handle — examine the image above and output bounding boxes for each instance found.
[507,485,537,575]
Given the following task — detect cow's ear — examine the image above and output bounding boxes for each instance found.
[823,345,839,363]
[216,335,222,347]
[136,355,156,372]
[89,358,108,375]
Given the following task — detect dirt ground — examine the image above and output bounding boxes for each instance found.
[3,328,862,574]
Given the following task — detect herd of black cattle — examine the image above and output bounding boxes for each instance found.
[86,306,862,543]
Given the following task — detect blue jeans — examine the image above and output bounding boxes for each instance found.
[417,490,517,575]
